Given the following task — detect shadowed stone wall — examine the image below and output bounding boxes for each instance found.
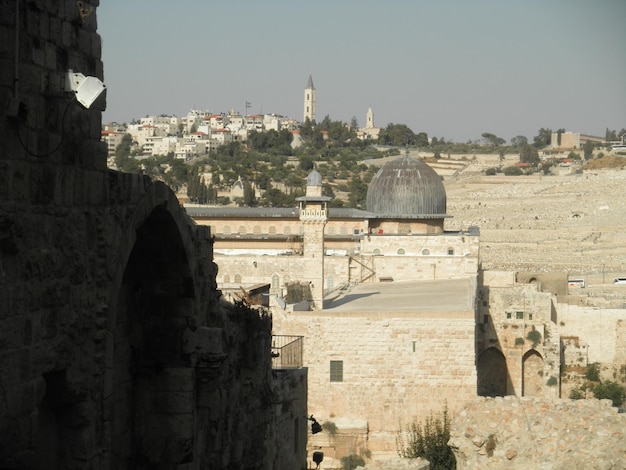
[0,1,304,468]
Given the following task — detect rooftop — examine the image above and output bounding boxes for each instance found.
[323,277,476,314]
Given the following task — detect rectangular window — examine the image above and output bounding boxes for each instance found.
[516,311,524,320]
[483,315,489,324]
[506,312,512,319]
[528,313,533,320]
[330,360,343,382]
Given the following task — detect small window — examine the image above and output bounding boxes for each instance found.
[327,226,336,235]
[516,311,524,320]
[373,248,381,256]
[528,313,533,320]
[234,274,242,284]
[283,226,291,235]
[238,226,246,234]
[223,225,231,234]
[482,300,488,307]
[253,225,262,234]
[269,226,276,234]
[340,227,347,235]
[397,248,405,255]
[272,274,279,289]
[422,249,430,255]
[447,247,454,255]
[483,315,489,324]
[330,360,343,382]
[223,274,230,283]
[506,312,512,319]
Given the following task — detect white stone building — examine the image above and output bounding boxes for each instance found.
[187,156,481,457]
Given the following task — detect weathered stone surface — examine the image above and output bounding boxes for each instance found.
[450,397,626,469]
[0,2,307,469]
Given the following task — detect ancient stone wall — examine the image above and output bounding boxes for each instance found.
[272,309,477,457]
[0,2,300,468]
[449,396,626,469]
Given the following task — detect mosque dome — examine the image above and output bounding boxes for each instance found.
[306,169,323,187]
[366,156,447,217]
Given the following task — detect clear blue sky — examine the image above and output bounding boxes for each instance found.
[98,0,626,143]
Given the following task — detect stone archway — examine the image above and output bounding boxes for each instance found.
[522,349,544,397]
[477,347,508,397]
[107,184,199,468]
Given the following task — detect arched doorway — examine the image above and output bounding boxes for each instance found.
[111,205,195,468]
[477,348,508,397]
[522,349,544,397]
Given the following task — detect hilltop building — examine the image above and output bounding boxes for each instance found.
[304,74,316,122]
[357,106,381,140]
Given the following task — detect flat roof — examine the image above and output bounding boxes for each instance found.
[323,277,476,314]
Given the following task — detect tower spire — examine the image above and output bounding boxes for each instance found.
[303,74,316,122]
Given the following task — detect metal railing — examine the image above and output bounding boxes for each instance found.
[271,335,303,369]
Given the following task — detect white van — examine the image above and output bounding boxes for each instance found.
[614,278,626,285]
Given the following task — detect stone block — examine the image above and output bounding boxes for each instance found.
[182,327,223,356]
[62,21,74,48]
[151,367,196,392]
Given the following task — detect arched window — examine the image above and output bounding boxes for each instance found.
[234,274,242,284]
[373,248,381,256]
[422,249,430,255]
[326,276,335,291]
[223,274,230,283]
[253,225,261,234]
[340,227,347,235]
[269,226,276,234]
[327,226,336,235]
[283,275,290,284]
[271,274,279,289]
[283,226,291,235]
[223,225,231,234]
[397,248,405,255]
[238,226,246,234]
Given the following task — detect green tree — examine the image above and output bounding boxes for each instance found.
[510,135,528,147]
[533,128,552,148]
[397,406,455,470]
[503,166,523,176]
[520,144,540,166]
[481,132,506,146]
[347,175,368,209]
[583,140,594,160]
[114,133,133,168]
[378,123,418,146]
[592,381,625,407]
[241,181,256,207]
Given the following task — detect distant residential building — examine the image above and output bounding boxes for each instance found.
[101,129,124,157]
[550,131,604,149]
[150,136,179,156]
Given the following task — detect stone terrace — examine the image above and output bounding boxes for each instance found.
[445,169,626,277]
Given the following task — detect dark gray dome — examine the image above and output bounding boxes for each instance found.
[366,156,447,217]
[306,169,322,186]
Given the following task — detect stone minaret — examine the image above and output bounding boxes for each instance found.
[366,106,374,128]
[303,74,316,122]
[296,170,329,310]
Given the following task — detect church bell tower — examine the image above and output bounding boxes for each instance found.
[303,74,316,122]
